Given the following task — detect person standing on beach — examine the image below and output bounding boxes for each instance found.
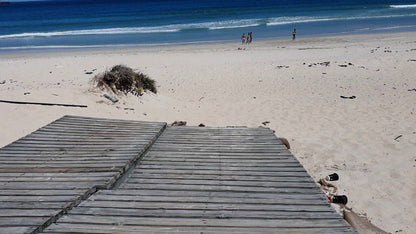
[248,32,253,43]
[242,33,246,44]
[292,29,296,40]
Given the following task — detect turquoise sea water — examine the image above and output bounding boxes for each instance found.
[1,0,416,50]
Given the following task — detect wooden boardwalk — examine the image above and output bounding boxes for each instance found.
[0,116,166,233]
[44,126,354,233]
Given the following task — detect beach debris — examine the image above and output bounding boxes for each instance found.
[340,95,356,99]
[408,59,416,62]
[262,121,270,126]
[92,65,157,97]
[124,108,134,111]
[198,123,205,127]
[0,80,5,84]
[237,47,246,50]
[338,64,348,67]
[343,209,388,234]
[394,135,403,142]
[103,94,119,103]
[306,61,330,67]
[84,69,97,74]
[0,100,87,108]
[326,173,339,181]
[23,92,30,95]
[318,177,348,204]
[171,121,187,126]
[276,65,290,69]
[279,137,290,149]
[408,88,416,92]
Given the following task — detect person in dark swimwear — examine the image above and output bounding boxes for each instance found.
[292,28,296,40]
[248,32,253,43]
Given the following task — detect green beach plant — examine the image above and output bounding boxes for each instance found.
[93,65,157,96]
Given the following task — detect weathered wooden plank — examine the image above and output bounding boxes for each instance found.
[85,194,328,205]
[44,223,354,233]
[0,195,78,202]
[124,178,316,188]
[97,189,327,200]
[0,226,35,233]
[0,172,115,177]
[132,169,310,177]
[79,201,331,212]
[119,184,321,194]
[0,156,133,162]
[142,157,297,162]
[0,168,120,173]
[134,165,306,171]
[0,189,87,196]
[0,182,100,190]
[61,115,164,124]
[0,177,110,182]
[0,202,70,209]
[54,215,350,228]
[0,217,51,226]
[69,207,340,219]
[0,150,140,156]
[0,209,61,217]
[45,225,354,233]
[0,162,127,167]
[128,173,314,182]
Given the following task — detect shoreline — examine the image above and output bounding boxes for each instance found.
[1,31,415,233]
[2,30,416,56]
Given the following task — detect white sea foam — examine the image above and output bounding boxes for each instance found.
[1,13,415,40]
[0,26,180,39]
[390,4,416,8]
[266,14,416,26]
[0,19,262,39]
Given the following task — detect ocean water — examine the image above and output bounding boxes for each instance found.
[1,0,416,50]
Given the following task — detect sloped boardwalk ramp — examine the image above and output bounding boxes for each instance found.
[45,126,354,233]
[0,116,166,234]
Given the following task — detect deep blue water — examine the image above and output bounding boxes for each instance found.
[1,0,416,50]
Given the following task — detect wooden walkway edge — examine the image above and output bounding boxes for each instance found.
[0,116,166,234]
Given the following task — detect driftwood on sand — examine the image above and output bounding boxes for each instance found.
[0,100,87,108]
[343,209,388,234]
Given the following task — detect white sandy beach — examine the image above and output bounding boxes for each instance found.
[1,32,415,233]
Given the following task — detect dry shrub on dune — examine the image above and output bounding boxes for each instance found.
[93,65,157,96]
